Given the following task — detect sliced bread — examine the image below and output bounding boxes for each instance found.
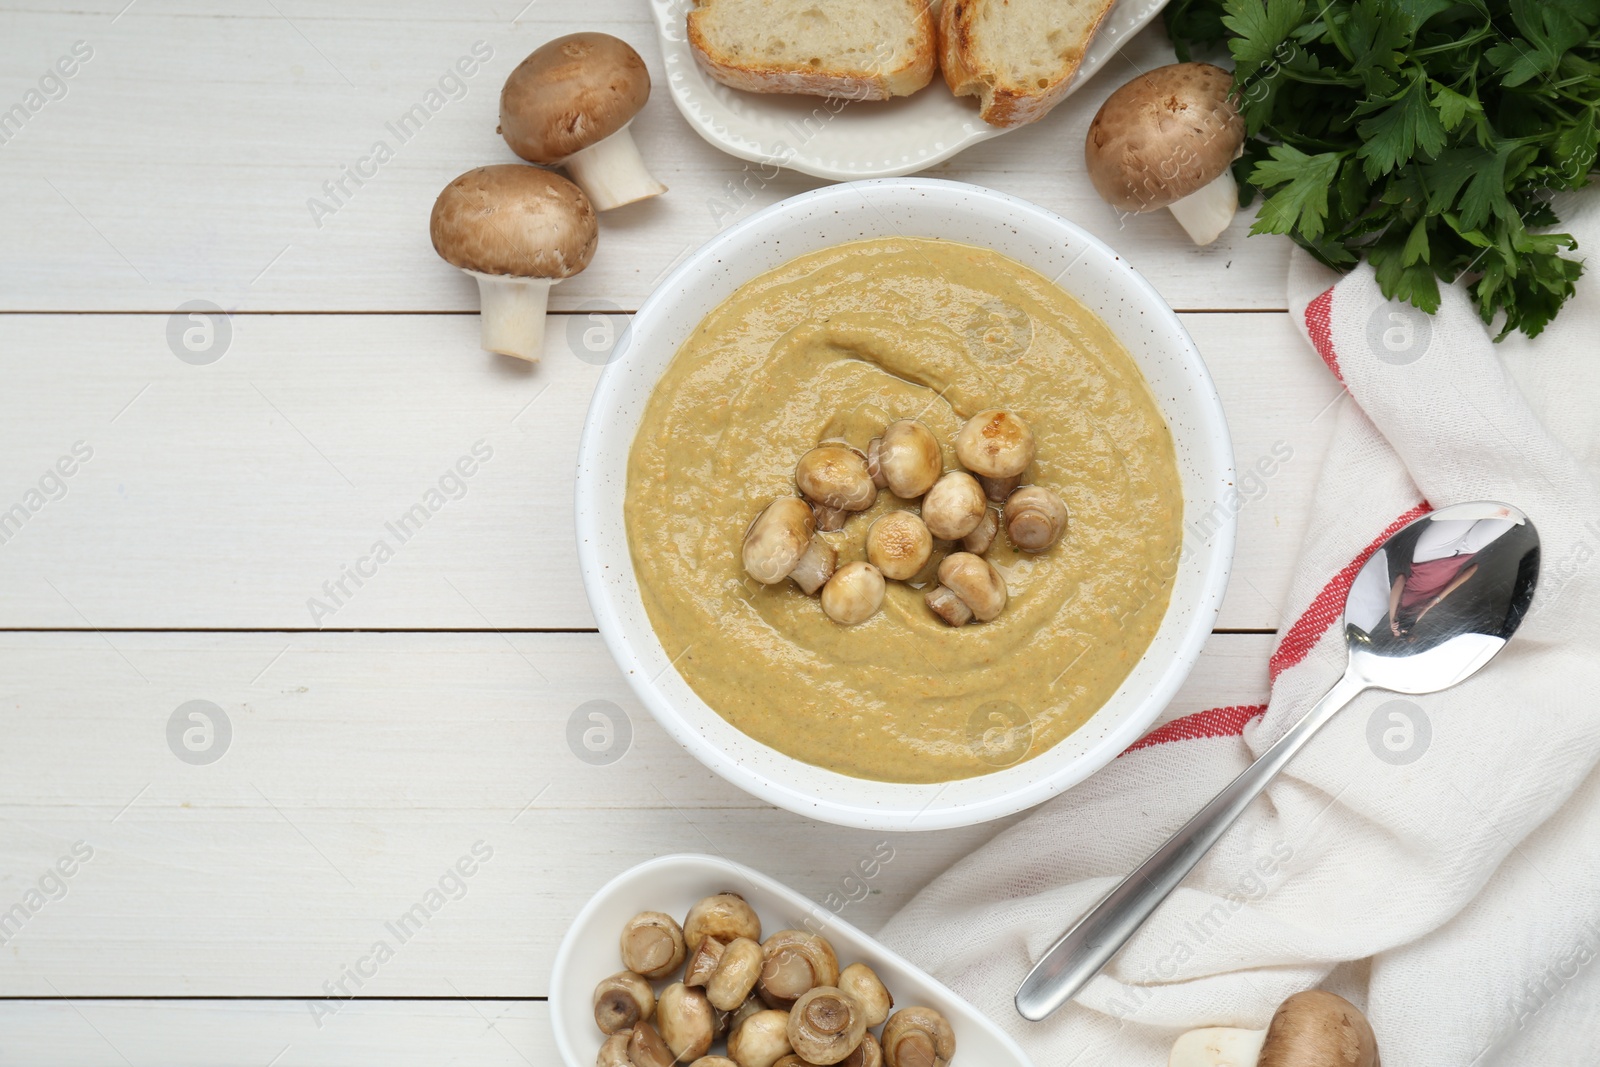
[940,0,1119,127]
[687,0,936,100]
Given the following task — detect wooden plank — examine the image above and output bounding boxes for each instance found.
[0,4,1291,313]
[0,629,1273,995]
[0,312,1334,632]
[0,999,548,1067]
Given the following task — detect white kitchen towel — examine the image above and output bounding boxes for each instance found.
[879,188,1600,1066]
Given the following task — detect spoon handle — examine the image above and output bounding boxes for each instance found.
[1014,670,1369,1022]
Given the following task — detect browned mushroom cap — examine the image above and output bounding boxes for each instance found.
[961,508,1000,555]
[881,1007,955,1067]
[1259,990,1377,1067]
[686,892,763,949]
[1004,485,1069,552]
[837,963,893,1028]
[787,987,867,1065]
[1085,63,1245,245]
[707,936,765,1011]
[593,970,655,1034]
[499,33,665,211]
[727,1009,793,1067]
[429,165,598,362]
[743,498,817,585]
[658,982,716,1063]
[866,511,933,582]
[873,420,942,499]
[628,1019,677,1067]
[928,552,1007,625]
[758,930,840,1009]
[820,562,886,626]
[921,471,988,541]
[596,1029,632,1067]
[620,911,687,979]
[797,445,877,531]
[685,935,727,987]
[955,410,1035,481]
[690,1058,741,1067]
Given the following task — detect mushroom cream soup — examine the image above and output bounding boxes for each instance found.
[625,238,1182,783]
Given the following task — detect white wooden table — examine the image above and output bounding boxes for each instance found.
[0,3,1341,1062]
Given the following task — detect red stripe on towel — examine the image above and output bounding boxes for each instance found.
[1268,502,1433,681]
[1123,704,1268,754]
[1304,287,1343,382]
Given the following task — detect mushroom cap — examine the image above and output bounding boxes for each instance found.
[500,32,652,164]
[430,164,597,278]
[877,419,943,499]
[628,1020,677,1067]
[597,1030,633,1067]
[1085,62,1244,213]
[758,930,841,1008]
[820,562,887,627]
[657,982,716,1063]
[620,910,687,980]
[955,410,1035,479]
[881,1007,955,1067]
[707,937,765,1012]
[1260,990,1378,1067]
[937,552,1007,622]
[797,445,877,513]
[837,963,893,1029]
[593,970,656,1034]
[727,1009,793,1067]
[743,498,817,585]
[685,892,763,948]
[787,987,868,1065]
[921,471,988,541]
[866,511,934,582]
[1003,485,1069,553]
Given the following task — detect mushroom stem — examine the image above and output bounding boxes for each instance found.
[1165,168,1238,246]
[563,123,666,211]
[469,271,553,361]
[1166,1025,1266,1066]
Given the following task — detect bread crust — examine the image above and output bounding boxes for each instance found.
[687,0,935,100]
[938,0,1118,128]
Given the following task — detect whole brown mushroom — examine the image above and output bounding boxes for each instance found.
[429,164,597,361]
[685,892,763,948]
[881,1007,955,1067]
[657,982,716,1063]
[593,970,655,1034]
[787,987,868,1065]
[1003,485,1069,553]
[620,910,687,979]
[757,930,840,1009]
[796,445,877,531]
[708,936,765,1012]
[955,410,1035,501]
[921,471,988,541]
[868,420,942,499]
[837,963,893,1028]
[820,562,886,626]
[1085,63,1245,246]
[499,32,666,211]
[628,1020,677,1067]
[925,552,1007,626]
[1167,989,1378,1067]
[742,498,817,586]
[866,511,934,582]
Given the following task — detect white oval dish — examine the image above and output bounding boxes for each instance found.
[549,853,1037,1067]
[650,0,1170,179]
[575,178,1235,832]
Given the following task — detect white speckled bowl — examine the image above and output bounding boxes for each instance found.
[575,178,1234,831]
[549,854,1037,1067]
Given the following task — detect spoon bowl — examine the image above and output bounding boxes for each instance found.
[1015,501,1540,1022]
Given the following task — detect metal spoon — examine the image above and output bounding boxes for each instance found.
[1015,501,1540,1021]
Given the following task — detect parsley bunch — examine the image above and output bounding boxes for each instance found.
[1165,0,1599,338]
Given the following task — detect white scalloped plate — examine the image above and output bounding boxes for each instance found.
[650,0,1170,179]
